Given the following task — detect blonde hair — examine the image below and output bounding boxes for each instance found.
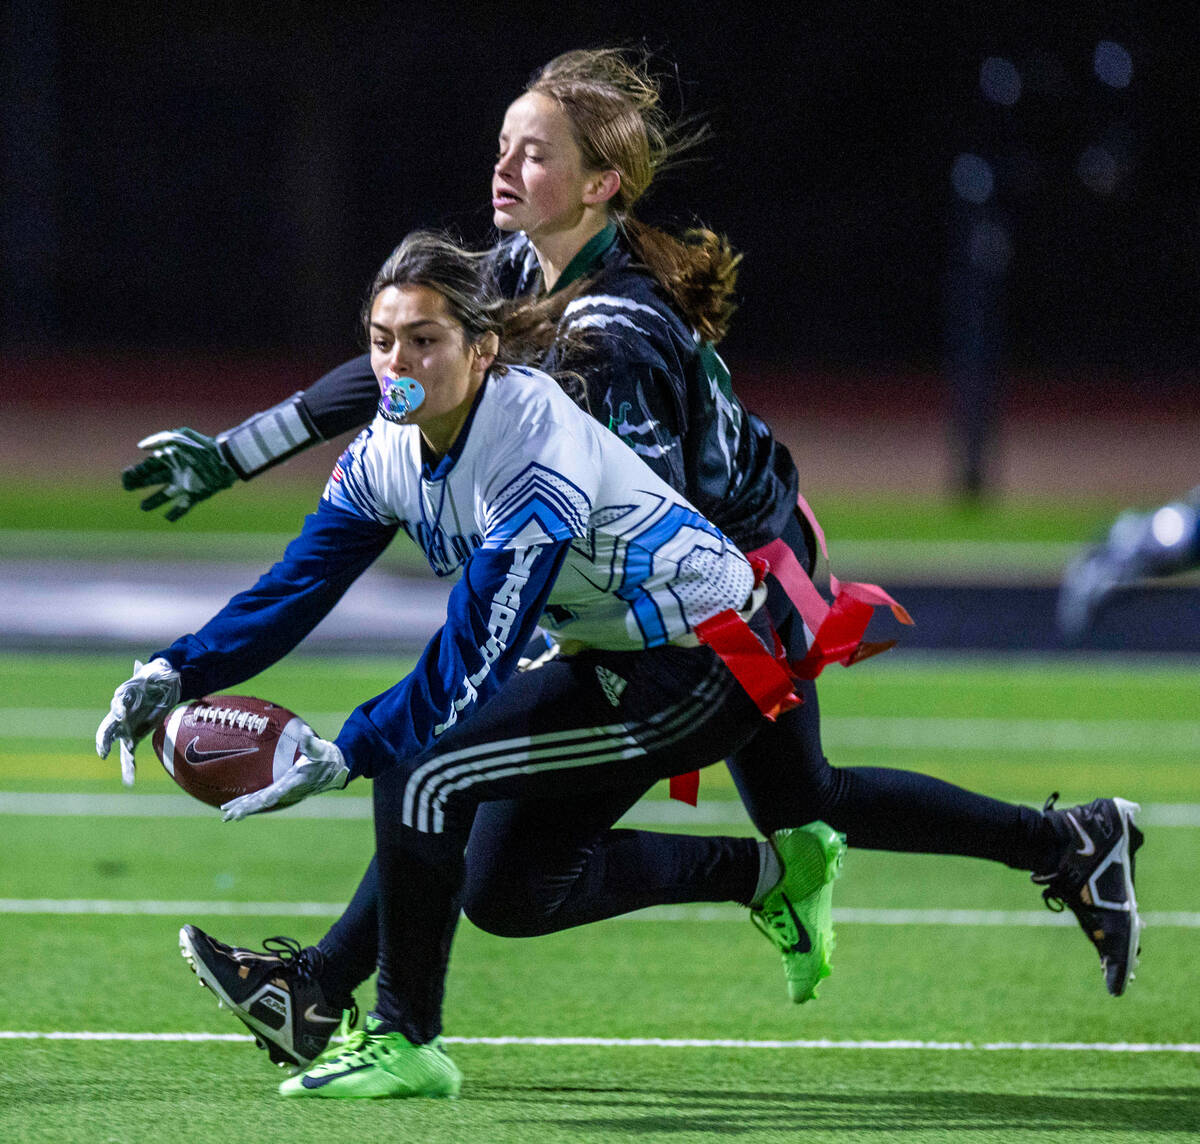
[526,49,740,343]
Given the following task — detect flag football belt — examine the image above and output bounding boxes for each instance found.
[666,492,914,806]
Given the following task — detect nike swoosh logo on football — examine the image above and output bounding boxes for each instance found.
[304,1005,342,1024]
[1066,812,1097,857]
[183,737,260,765]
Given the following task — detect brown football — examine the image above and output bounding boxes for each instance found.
[152,695,305,809]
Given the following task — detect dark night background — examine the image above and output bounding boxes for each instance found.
[2,3,1197,427]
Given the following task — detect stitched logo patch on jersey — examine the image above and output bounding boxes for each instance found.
[595,666,627,708]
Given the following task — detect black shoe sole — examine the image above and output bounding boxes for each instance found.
[1104,798,1143,997]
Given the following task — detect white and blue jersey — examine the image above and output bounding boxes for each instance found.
[156,365,753,781]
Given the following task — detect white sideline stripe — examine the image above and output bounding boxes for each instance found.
[0,792,376,819]
[9,708,1200,753]
[3,791,1200,827]
[1,1030,1197,1053]
[2,898,1198,927]
[0,899,349,917]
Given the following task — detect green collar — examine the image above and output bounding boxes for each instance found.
[547,221,619,294]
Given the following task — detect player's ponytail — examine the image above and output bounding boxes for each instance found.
[527,48,741,344]
[620,219,740,344]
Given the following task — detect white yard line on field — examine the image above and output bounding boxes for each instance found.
[1,1030,1197,1052]
[3,791,1200,826]
[6,708,1200,753]
[2,898,1198,927]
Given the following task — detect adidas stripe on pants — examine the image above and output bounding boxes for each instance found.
[368,639,766,1042]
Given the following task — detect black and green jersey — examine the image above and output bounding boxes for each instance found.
[493,225,799,552]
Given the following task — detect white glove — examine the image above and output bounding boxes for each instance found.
[220,724,350,821]
[95,658,182,786]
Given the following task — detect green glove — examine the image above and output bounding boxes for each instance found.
[121,428,238,522]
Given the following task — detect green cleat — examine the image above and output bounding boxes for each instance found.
[279,1015,462,1099]
[301,1009,359,1073]
[750,821,847,1003]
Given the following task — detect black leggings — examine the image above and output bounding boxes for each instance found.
[315,533,1057,1038]
[342,635,772,1041]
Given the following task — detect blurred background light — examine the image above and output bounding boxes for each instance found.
[951,153,995,203]
[1094,40,1133,89]
[980,56,1022,106]
[1152,506,1188,548]
[1077,144,1119,195]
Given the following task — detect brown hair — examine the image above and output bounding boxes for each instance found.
[526,49,740,343]
[364,231,589,406]
[364,231,504,352]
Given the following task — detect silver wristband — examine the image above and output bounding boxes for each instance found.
[217,393,320,479]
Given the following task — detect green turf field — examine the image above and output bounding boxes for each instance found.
[4,476,1142,541]
[3,651,1198,1142]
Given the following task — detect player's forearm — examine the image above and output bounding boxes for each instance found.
[219,356,379,479]
[154,502,396,696]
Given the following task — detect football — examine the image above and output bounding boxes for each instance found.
[152,695,306,809]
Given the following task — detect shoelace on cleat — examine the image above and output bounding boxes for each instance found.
[260,936,318,977]
[309,1030,431,1074]
[308,1029,374,1073]
[257,935,358,1065]
[1041,889,1068,913]
[1035,791,1085,909]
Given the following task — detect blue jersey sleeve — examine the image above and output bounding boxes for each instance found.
[154,501,397,698]
[334,538,570,779]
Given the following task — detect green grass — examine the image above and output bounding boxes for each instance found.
[7,1039,1197,1144]
[3,651,1199,1141]
[3,477,1132,541]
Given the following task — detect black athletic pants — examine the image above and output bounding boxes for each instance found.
[317,512,1060,1039]
[362,634,769,1041]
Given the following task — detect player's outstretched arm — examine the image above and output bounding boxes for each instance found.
[121,355,380,521]
[95,658,182,786]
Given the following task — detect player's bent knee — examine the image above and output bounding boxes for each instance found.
[461,880,562,937]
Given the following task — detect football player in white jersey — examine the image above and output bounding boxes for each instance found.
[100,231,852,1097]
[104,51,1144,1090]
[102,231,1146,1098]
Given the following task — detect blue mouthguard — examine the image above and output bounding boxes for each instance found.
[378,376,427,423]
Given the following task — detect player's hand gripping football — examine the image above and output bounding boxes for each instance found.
[219,724,350,821]
[95,658,182,786]
[122,427,237,521]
